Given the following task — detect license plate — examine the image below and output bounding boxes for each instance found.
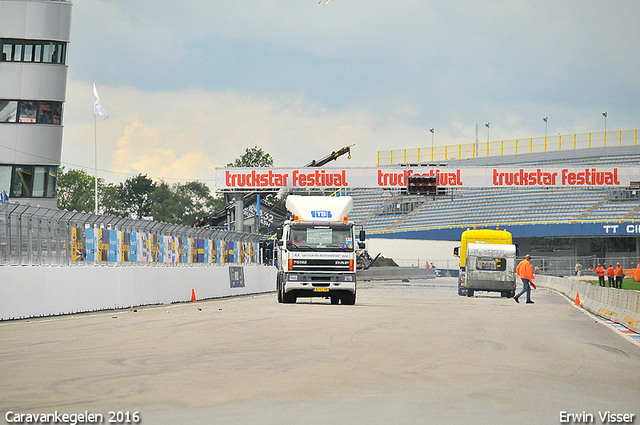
[313,288,330,292]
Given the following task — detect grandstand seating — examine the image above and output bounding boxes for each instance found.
[347,146,640,234]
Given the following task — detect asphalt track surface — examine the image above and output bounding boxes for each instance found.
[1,278,639,425]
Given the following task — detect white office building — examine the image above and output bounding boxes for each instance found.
[0,0,72,208]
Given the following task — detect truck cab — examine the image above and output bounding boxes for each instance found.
[276,195,364,305]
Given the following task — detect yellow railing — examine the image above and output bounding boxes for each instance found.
[376,129,639,166]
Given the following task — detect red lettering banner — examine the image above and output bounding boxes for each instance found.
[216,167,637,190]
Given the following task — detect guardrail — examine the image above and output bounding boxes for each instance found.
[0,202,261,267]
[377,129,639,165]
[357,266,435,281]
[536,275,640,333]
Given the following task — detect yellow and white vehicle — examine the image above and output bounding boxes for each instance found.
[276,195,365,305]
[453,228,517,298]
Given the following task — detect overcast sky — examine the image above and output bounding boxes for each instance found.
[61,0,640,188]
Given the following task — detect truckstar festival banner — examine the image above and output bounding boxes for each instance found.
[216,167,638,190]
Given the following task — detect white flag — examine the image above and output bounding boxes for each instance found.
[93,82,109,120]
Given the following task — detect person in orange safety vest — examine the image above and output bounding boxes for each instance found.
[606,265,615,287]
[514,254,535,304]
[590,264,605,287]
[615,263,624,289]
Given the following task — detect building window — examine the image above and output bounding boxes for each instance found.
[46,167,57,198]
[0,101,18,122]
[0,165,11,194]
[1,165,57,198]
[0,39,67,64]
[0,100,62,125]
[19,101,37,123]
[12,166,33,197]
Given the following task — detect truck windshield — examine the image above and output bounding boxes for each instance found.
[289,224,354,251]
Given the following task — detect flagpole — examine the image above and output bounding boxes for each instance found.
[94,101,98,215]
[92,81,108,215]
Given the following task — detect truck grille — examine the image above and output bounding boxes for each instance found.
[290,259,352,272]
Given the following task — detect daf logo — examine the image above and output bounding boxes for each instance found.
[293,260,308,264]
[335,260,349,265]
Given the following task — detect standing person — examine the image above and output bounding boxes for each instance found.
[615,262,624,289]
[515,254,536,304]
[606,265,615,287]
[590,264,605,287]
[575,262,581,276]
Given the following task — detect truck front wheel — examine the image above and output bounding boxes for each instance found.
[282,289,296,304]
[342,291,356,305]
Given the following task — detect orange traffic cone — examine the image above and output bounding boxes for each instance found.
[191,288,197,302]
[574,292,580,305]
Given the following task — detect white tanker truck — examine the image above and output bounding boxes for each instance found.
[276,195,365,305]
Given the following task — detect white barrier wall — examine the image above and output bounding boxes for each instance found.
[0,265,277,320]
[536,275,640,333]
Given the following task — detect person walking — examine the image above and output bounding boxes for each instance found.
[515,254,536,304]
[590,264,605,287]
[615,262,624,289]
[606,265,615,287]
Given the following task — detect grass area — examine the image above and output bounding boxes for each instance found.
[587,276,640,291]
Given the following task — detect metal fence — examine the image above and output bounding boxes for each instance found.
[391,255,640,279]
[534,255,640,278]
[0,202,261,267]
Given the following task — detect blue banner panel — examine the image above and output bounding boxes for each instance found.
[197,239,205,263]
[86,228,95,262]
[372,221,640,241]
[130,232,138,262]
[109,230,118,263]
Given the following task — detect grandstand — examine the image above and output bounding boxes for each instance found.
[348,144,640,238]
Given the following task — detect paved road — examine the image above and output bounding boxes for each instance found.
[1,279,639,425]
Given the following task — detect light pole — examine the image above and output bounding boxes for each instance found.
[429,128,435,161]
[543,116,548,138]
[602,112,607,144]
[485,122,490,142]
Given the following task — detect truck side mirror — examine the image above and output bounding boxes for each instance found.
[453,246,459,257]
[358,242,365,249]
[276,228,283,240]
[515,244,519,257]
[359,229,366,241]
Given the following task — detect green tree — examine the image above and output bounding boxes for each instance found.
[149,180,220,226]
[226,146,274,167]
[176,181,218,225]
[149,181,184,224]
[118,173,156,219]
[57,167,118,214]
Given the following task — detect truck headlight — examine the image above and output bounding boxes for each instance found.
[344,275,353,282]
[288,275,298,281]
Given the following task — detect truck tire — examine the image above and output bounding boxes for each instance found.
[466,289,474,297]
[277,275,283,303]
[458,288,467,296]
[342,291,356,305]
[282,290,296,304]
[330,296,340,305]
